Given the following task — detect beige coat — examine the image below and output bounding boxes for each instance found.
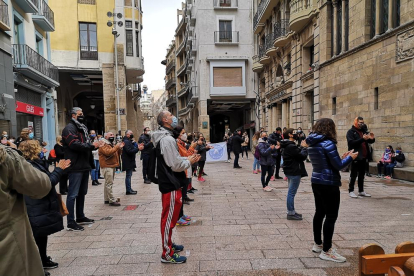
[0,145,52,276]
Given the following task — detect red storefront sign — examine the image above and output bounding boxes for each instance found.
[16,101,44,117]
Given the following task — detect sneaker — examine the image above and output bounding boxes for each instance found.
[161,253,187,264]
[358,191,371,197]
[144,179,152,184]
[294,212,303,217]
[190,187,198,191]
[319,248,347,263]
[202,172,208,176]
[109,202,121,206]
[172,243,184,253]
[43,256,58,269]
[287,214,303,220]
[176,218,191,226]
[263,186,272,192]
[270,176,275,181]
[376,174,382,178]
[283,177,288,181]
[349,192,358,198]
[257,170,261,173]
[384,176,391,179]
[67,222,84,231]
[197,177,206,182]
[366,173,372,177]
[76,217,95,225]
[187,190,194,194]
[181,215,192,221]
[253,170,258,174]
[312,243,323,253]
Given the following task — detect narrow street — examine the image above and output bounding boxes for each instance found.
[48,157,414,276]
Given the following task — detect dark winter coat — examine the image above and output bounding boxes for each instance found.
[232,134,244,154]
[62,120,95,172]
[54,143,65,162]
[24,159,64,238]
[138,133,153,155]
[121,136,139,171]
[280,140,308,177]
[225,136,233,151]
[346,126,375,160]
[257,139,277,166]
[306,133,353,186]
[196,143,210,162]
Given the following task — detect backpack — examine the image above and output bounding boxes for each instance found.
[147,142,160,184]
[49,149,56,158]
[254,147,261,160]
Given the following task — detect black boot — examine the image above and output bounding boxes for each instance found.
[92,180,99,186]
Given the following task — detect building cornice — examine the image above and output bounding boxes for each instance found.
[265,81,293,98]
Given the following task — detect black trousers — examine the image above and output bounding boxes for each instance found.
[179,178,190,218]
[227,148,231,160]
[349,159,366,193]
[274,154,282,177]
[233,153,240,168]
[34,235,48,263]
[142,153,150,180]
[59,173,68,194]
[261,165,274,188]
[198,161,206,177]
[312,184,340,252]
[241,146,249,158]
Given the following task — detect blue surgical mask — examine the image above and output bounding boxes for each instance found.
[396,150,401,154]
[171,116,178,128]
[90,134,96,138]
[385,149,390,153]
[29,133,34,139]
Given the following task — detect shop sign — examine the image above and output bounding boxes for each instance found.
[202,122,208,129]
[16,101,44,117]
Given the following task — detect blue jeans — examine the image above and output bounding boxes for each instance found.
[125,169,133,192]
[253,157,260,171]
[67,171,89,224]
[385,163,396,176]
[286,175,301,215]
[90,160,100,181]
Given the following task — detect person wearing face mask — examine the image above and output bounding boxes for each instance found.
[257,132,279,191]
[99,132,124,206]
[152,111,200,264]
[1,135,7,145]
[62,107,101,231]
[280,128,308,220]
[122,130,143,194]
[296,127,306,145]
[15,128,32,148]
[89,130,101,186]
[377,145,395,179]
[232,129,244,169]
[346,117,375,198]
[138,127,154,184]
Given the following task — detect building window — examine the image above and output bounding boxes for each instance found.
[126,30,133,56]
[135,21,139,29]
[124,0,132,6]
[220,0,231,7]
[35,33,43,56]
[374,88,379,110]
[135,31,139,57]
[79,23,98,60]
[218,20,232,42]
[330,2,334,57]
[332,97,336,115]
[396,0,400,26]
[125,20,133,29]
[381,0,389,34]
[213,67,242,87]
[370,0,376,38]
[337,3,342,55]
[14,20,21,45]
[345,0,349,51]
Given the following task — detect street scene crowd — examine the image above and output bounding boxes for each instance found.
[0,109,410,276]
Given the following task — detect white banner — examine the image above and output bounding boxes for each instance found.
[206,142,228,163]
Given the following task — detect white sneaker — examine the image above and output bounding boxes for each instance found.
[349,192,358,198]
[312,243,323,253]
[358,192,371,197]
[319,248,347,263]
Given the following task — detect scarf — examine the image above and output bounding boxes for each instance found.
[72,118,90,143]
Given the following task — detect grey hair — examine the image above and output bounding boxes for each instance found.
[157,111,169,126]
[71,107,82,115]
[125,129,132,135]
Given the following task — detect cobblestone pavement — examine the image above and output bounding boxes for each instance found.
[48,156,414,276]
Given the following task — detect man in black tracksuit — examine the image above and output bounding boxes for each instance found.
[268,127,283,179]
[139,127,154,184]
[232,129,244,169]
[346,117,375,198]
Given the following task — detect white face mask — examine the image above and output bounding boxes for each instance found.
[180,133,187,141]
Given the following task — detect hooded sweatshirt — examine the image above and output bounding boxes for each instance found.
[280,139,308,177]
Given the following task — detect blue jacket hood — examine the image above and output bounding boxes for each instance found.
[306,133,328,146]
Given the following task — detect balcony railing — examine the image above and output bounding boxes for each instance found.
[289,0,318,33]
[258,44,266,59]
[0,1,10,31]
[177,85,188,97]
[213,0,238,9]
[166,60,176,74]
[265,33,274,50]
[253,0,270,29]
[14,0,38,13]
[214,31,239,44]
[80,46,98,60]
[189,87,198,103]
[274,19,290,40]
[177,62,187,76]
[166,78,176,90]
[12,44,59,84]
[32,0,55,31]
[166,96,177,107]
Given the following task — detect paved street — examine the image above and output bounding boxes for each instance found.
[49,157,414,276]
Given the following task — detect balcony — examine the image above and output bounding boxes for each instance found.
[214,31,239,45]
[166,96,177,107]
[190,15,196,27]
[175,17,187,35]
[258,44,271,64]
[14,0,38,13]
[12,44,59,87]
[166,60,176,75]
[165,78,176,90]
[0,1,11,31]
[289,0,319,33]
[80,46,98,60]
[179,104,193,116]
[177,62,187,77]
[175,37,186,57]
[252,55,264,72]
[273,19,292,47]
[32,0,55,32]
[253,0,280,34]
[189,87,198,104]
[265,33,277,56]
[213,0,238,9]
[177,85,188,97]
[191,39,197,56]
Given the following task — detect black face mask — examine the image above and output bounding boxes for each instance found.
[108,137,115,143]
[292,134,298,140]
[263,137,268,141]
[129,134,134,139]
[77,115,85,122]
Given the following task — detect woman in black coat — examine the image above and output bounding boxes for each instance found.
[54,135,68,195]
[19,140,71,270]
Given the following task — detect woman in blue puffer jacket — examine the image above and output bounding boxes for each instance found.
[306,118,358,263]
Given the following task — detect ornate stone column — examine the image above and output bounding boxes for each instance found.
[375,0,381,36]
[341,0,347,53]
[332,0,339,56]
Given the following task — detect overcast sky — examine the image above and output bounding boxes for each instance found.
[142,0,182,93]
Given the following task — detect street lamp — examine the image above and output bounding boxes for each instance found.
[107,11,124,135]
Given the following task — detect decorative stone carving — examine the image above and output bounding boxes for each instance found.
[396,27,414,63]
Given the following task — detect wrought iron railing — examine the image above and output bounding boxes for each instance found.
[214,31,239,43]
[265,33,274,50]
[258,44,266,59]
[12,44,59,83]
[80,46,98,60]
[177,62,187,76]
[166,78,176,90]
[274,19,290,40]
[166,96,176,107]
[213,0,238,8]
[34,0,55,28]
[166,60,175,74]
[0,1,9,28]
[253,0,270,29]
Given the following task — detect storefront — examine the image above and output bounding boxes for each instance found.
[15,101,44,140]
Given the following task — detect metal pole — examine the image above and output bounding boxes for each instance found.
[114,19,121,135]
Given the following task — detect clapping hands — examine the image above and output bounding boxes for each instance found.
[56,159,71,170]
